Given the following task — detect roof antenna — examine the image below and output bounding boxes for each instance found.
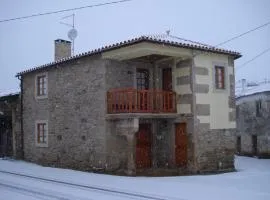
[60,14,78,56]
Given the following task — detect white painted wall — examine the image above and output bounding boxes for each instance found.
[194,53,235,129]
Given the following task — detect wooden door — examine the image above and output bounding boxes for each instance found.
[162,68,173,111]
[162,68,172,91]
[175,123,188,167]
[136,124,152,169]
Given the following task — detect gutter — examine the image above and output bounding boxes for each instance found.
[17,75,24,159]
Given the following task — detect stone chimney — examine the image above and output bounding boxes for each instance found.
[54,39,71,61]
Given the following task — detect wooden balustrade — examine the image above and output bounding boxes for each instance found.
[107,88,176,114]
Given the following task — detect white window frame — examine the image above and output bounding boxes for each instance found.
[215,66,225,89]
[35,72,48,99]
[212,62,228,93]
[35,120,48,147]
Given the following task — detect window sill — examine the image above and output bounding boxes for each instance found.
[35,143,48,148]
[35,95,48,100]
[213,88,227,93]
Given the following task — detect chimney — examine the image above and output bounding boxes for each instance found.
[54,39,71,61]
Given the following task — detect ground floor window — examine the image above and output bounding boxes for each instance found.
[35,120,48,147]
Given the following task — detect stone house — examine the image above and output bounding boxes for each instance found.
[236,81,270,158]
[16,36,241,175]
[0,92,22,158]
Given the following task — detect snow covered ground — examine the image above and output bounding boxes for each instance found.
[0,156,269,200]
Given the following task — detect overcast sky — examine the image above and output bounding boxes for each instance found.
[0,0,270,93]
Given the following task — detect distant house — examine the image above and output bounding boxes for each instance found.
[16,36,241,175]
[0,92,21,158]
[236,81,270,158]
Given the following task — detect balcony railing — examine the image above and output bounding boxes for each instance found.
[107,88,176,114]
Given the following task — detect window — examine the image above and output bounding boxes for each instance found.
[36,73,47,98]
[35,120,48,147]
[256,100,262,117]
[136,69,149,90]
[215,66,225,89]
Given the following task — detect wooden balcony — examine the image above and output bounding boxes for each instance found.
[107,88,176,114]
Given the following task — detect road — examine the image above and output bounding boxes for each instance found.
[0,170,176,200]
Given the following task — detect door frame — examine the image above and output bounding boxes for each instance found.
[174,122,188,168]
[156,59,175,91]
[252,135,257,155]
[136,123,152,169]
[162,68,173,91]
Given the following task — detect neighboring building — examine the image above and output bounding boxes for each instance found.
[0,92,22,158]
[236,81,270,158]
[16,36,241,175]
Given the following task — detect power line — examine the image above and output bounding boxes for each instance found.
[169,19,270,56]
[0,0,133,23]
[215,21,270,47]
[168,35,215,48]
[236,47,270,71]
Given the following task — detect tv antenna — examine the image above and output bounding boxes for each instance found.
[60,14,78,55]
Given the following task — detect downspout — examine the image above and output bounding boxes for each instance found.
[17,75,24,159]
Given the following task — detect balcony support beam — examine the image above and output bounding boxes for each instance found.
[115,118,139,175]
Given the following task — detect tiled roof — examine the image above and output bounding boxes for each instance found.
[16,35,241,76]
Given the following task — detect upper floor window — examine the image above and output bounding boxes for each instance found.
[36,73,48,98]
[136,69,149,90]
[256,100,262,117]
[35,120,48,147]
[215,66,225,89]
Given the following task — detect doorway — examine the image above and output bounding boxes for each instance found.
[136,123,152,169]
[175,123,188,167]
[162,68,172,91]
[252,135,257,155]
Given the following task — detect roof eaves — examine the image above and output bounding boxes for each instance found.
[16,36,241,76]
[236,90,270,99]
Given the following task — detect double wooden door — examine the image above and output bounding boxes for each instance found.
[136,124,152,169]
[175,123,188,167]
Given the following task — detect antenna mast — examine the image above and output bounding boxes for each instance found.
[60,14,78,56]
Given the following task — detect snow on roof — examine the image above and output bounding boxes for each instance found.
[0,90,20,98]
[17,35,241,76]
[236,82,270,98]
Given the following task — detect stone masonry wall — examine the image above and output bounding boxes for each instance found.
[23,55,108,171]
[236,93,270,157]
[195,123,236,172]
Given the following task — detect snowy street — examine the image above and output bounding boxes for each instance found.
[0,156,269,200]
